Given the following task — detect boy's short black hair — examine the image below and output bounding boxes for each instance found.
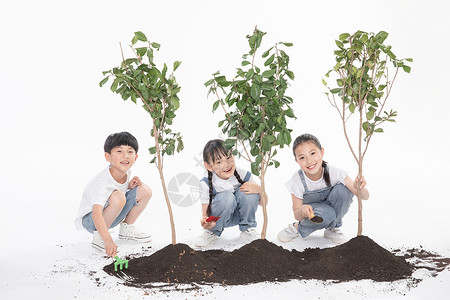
[104,132,139,154]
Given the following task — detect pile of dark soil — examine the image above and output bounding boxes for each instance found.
[103,235,449,288]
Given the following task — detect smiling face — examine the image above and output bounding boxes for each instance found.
[105,145,138,182]
[204,153,236,180]
[294,141,325,181]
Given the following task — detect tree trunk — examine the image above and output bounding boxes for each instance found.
[154,124,177,245]
[357,103,364,236]
[356,168,363,236]
[157,166,176,245]
[260,170,268,240]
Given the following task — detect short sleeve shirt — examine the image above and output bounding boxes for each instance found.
[199,167,254,204]
[285,165,347,199]
[74,167,131,230]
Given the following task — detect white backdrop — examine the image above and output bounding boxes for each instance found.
[1,0,449,297]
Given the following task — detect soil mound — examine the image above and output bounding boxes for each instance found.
[103,236,447,288]
[298,235,413,281]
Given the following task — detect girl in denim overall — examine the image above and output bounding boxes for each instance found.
[278,134,370,244]
[193,139,262,247]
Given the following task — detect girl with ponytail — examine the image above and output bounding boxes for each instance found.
[278,134,369,244]
[194,139,262,247]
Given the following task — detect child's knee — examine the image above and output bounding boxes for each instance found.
[241,193,260,208]
[109,190,127,207]
[137,184,152,202]
[329,184,353,203]
[212,192,236,214]
[314,205,336,224]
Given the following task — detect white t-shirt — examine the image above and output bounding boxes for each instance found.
[285,164,347,199]
[74,167,131,230]
[199,167,255,204]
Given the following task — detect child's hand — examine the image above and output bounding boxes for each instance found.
[353,175,367,190]
[300,204,314,219]
[200,217,216,229]
[239,182,261,194]
[104,239,118,258]
[128,176,142,189]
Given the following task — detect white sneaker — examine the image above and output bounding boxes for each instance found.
[277,222,300,243]
[118,223,152,243]
[91,231,119,253]
[324,227,348,244]
[193,230,218,247]
[240,228,260,242]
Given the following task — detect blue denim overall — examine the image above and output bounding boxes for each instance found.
[201,171,260,236]
[297,168,353,238]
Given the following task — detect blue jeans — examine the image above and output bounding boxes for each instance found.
[209,189,260,237]
[298,183,353,238]
[81,187,138,234]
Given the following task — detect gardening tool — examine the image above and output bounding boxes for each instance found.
[114,256,129,272]
[309,214,323,223]
[206,216,221,222]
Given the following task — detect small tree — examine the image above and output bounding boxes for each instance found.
[205,27,296,239]
[323,30,412,236]
[100,31,183,245]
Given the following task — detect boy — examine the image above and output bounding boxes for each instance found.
[75,132,152,257]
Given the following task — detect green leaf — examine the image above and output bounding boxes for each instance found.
[349,102,356,113]
[285,107,295,118]
[402,65,411,73]
[250,83,261,100]
[215,75,227,83]
[242,60,251,66]
[148,147,157,154]
[375,31,389,43]
[264,54,275,66]
[366,110,375,120]
[251,162,260,176]
[374,128,384,133]
[262,47,273,58]
[285,70,295,80]
[136,47,147,57]
[135,31,148,42]
[282,42,293,47]
[223,138,236,150]
[335,40,344,48]
[99,77,109,87]
[255,154,263,165]
[330,88,342,94]
[173,61,182,71]
[151,42,161,49]
[339,33,350,41]
[204,78,215,87]
[212,100,220,112]
[273,159,280,168]
[262,69,276,78]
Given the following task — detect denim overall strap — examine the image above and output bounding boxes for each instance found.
[298,170,309,192]
[299,166,332,204]
[243,171,251,182]
[201,177,217,196]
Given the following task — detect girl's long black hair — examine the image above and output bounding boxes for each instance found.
[292,134,331,187]
[203,139,244,216]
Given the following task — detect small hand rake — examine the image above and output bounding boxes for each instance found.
[114,256,129,272]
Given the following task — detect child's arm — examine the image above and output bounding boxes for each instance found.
[200,204,217,229]
[92,204,117,257]
[344,175,370,200]
[128,176,142,190]
[291,194,314,221]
